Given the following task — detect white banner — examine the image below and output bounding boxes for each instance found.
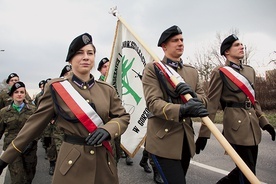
[106,20,154,157]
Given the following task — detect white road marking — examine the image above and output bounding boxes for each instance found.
[190,160,267,184]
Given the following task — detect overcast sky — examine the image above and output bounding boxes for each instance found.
[0,0,275,96]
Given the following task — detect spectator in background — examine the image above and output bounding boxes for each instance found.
[0,81,38,184]
[0,73,32,109]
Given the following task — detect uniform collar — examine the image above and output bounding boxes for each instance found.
[226,60,243,71]
[71,73,95,90]
[164,57,183,70]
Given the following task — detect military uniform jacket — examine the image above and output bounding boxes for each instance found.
[142,57,208,160]
[207,60,270,146]
[0,103,36,150]
[1,73,130,184]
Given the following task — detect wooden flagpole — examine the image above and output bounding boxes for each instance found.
[109,6,260,184]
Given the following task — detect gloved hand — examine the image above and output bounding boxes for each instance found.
[0,159,8,175]
[175,82,197,98]
[263,124,275,141]
[85,128,111,146]
[180,98,209,118]
[22,140,37,155]
[195,137,208,154]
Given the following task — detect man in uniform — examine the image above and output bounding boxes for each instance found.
[0,73,32,109]
[142,25,209,184]
[207,34,275,184]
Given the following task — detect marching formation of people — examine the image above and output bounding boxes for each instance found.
[0,26,274,184]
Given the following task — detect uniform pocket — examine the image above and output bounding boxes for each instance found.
[59,147,80,175]
[156,120,174,138]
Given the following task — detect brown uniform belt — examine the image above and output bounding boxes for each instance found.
[64,134,87,145]
[225,101,253,110]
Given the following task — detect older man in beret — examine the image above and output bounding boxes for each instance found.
[207,34,275,184]
[142,25,209,183]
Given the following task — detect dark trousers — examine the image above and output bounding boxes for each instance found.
[219,144,258,184]
[151,134,191,184]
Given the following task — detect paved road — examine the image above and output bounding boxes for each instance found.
[1,122,275,183]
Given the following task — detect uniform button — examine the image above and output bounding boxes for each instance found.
[115,133,118,136]
[83,86,87,89]
[183,119,185,122]
[249,112,251,115]
[108,161,111,165]
[165,129,168,132]
[90,150,95,155]
[68,160,73,165]
[238,120,241,123]
[86,99,90,103]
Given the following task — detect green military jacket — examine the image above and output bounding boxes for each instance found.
[0,103,36,150]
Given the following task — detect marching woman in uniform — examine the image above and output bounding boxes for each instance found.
[0,82,37,184]
[0,33,130,184]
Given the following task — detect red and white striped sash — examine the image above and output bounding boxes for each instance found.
[52,80,112,153]
[154,61,187,103]
[219,66,255,105]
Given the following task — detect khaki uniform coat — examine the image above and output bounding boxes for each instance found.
[207,60,270,146]
[142,57,209,160]
[1,73,130,184]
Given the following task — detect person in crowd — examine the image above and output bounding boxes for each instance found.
[33,80,46,106]
[97,57,134,165]
[0,32,130,184]
[97,57,110,81]
[59,64,72,78]
[207,34,275,184]
[0,73,32,109]
[142,25,209,184]
[0,81,38,184]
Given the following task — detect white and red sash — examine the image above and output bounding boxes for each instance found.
[219,66,255,105]
[52,80,112,154]
[154,61,187,103]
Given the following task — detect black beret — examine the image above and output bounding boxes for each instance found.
[8,81,25,96]
[60,65,72,77]
[6,73,19,84]
[157,25,182,47]
[38,80,46,88]
[66,33,93,62]
[220,34,239,55]
[45,78,51,83]
[97,57,109,71]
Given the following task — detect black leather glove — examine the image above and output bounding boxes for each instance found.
[175,82,197,98]
[0,159,8,175]
[85,128,111,146]
[180,98,209,118]
[22,140,37,155]
[195,137,208,154]
[263,124,275,141]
